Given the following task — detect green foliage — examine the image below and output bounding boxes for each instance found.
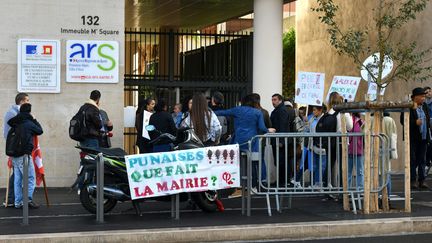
[312,0,432,94]
[283,28,296,98]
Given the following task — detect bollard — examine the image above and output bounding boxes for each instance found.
[96,153,104,223]
[22,155,29,225]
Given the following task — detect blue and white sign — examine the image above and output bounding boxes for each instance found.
[18,39,61,93]
[66,40,119,83]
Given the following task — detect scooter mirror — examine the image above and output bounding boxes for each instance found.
[145,125,156,131]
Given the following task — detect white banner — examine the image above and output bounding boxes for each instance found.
[66,40,119,83]
[17,39,61,93]
[326,76,361,102]
[125,144,240,200]
[295,71,325,105]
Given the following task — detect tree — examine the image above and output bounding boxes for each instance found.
[312,0,432,97]
[312,0,432,214]
[283,28,296,98]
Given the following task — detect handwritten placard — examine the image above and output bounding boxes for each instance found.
[326,76,361,102]
[295,72,325,105]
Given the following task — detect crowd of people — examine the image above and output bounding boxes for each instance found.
[2,86,431,209]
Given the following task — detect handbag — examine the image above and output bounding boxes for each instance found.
[264,140,277,184]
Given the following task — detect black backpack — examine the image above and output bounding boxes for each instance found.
[69,108,87,141]
[313,111,339,149]
[6,124,26,157]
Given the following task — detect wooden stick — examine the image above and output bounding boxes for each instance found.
[341,114,349,211]
[371,111,381,212]
[5,166,11,208]
[42,174,50,207]
[404,111,411,212]
[382,185,389,211]
[363,112,371,214]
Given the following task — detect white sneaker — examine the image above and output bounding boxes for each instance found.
[293,181,302,189]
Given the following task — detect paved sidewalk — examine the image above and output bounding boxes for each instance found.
[0,175,431,242]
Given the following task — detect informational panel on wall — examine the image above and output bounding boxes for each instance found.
[17,39,61,93]
[295,71,325,105]
[66,40,119,83]
[326,76,361,102]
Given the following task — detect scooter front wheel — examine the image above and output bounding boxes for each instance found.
[80,183,117,214]
[191,191,218,212]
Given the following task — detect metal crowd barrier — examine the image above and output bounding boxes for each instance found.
[241,132,391,216]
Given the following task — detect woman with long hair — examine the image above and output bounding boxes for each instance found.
[181,93,221,146]
[135,97,155,153]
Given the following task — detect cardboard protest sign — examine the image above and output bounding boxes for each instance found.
[326,76,361,102]
[125,144,240,200]
[295,72,325,105]
[367,82,386,101]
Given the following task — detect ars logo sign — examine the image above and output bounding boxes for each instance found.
[66,40,119,83]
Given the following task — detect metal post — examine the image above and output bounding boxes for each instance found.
[175,194,180,220]
[22,155,29,225]
[96,153,104,223]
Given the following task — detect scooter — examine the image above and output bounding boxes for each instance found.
[71,126,222,214]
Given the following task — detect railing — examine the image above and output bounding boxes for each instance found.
[241,132,392,216]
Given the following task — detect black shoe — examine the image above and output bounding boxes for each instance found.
[411,182,418,190]
[28,201,40,209]
[419,182,429,189]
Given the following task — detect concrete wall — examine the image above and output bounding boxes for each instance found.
[296,0,432,172]
[0,0,124,187]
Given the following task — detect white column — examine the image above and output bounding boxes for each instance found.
[253,0,283,112]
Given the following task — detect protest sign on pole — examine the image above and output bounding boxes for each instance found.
[326,76,361,102]
[125,144,240,200]
[367,82,386,101]
[295,71,325,105]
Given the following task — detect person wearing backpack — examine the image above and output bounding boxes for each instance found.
[325,92,353,188]
[7,103,43,209]
[77,90,103,148]
[2,92,29,207]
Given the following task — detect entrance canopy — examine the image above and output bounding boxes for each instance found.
[125,0,294,29]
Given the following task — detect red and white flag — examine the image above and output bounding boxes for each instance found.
[32,136,44,186]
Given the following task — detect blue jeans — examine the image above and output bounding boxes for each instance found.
[311,153,326,186]
[12,155,35,207]
[348,155,364,188]
[80,138,99,149]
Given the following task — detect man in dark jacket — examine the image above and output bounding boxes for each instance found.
[8,103,43,209]
[401,87,431,189]
[270,93,296,184]
[78,90,103,148]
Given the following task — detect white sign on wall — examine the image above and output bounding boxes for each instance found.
[326,76,361,102]
[295,71,325,105]
[17,39,61,93]
[66,40,119,83]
